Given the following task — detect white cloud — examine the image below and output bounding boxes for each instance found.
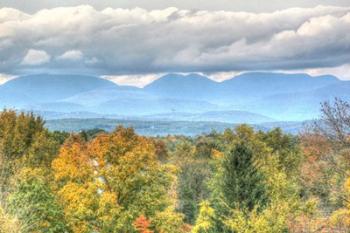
[0,73,15,84]
[21,49,50,65]
[57,50,83,61]
[204,71,243,82]
[0,5,349,75]
[103,74,162,87]
[303,63,350,80]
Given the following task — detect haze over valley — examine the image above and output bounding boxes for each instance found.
[0,72,348,134]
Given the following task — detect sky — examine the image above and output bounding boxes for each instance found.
[1,0,350,13]
[0,0,350,86]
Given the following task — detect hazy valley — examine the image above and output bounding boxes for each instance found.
[0,72,347,134]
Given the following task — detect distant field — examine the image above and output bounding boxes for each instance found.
[45,118,306,136]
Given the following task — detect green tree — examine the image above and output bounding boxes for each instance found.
[178,159,211,224]
[0,110,46,199]
[22,129,62,169]
[258,128,302,176]
[221,143,268,211]
[7,168,69,233]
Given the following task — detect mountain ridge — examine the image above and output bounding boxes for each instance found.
[0,72,348,122]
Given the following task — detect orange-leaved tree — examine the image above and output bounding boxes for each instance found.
[133,215,153,233]
[52,126,184,233]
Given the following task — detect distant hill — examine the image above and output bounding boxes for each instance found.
[0,74,117,105]
[1,72,349,122]
[144,72,340,104]
[45,118,305,136]
[221,72,338,95]
[140,110,274,124]
[218,72,340,104]
[144,73,220,101]
[62,86,146,107]
[0,88,35,108]
[143,72,349,120]
[34,109,273,125]
[60,86,221,115]
[238,81,350,120]
[93,98,220,115]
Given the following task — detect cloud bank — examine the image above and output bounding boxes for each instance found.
[0,5,349,75]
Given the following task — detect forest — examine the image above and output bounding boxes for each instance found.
[1,99,350,233]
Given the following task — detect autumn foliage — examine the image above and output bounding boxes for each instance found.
[1,100,350,232]
[134,215,153,233]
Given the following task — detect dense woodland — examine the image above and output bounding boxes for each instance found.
[1,99,350,232]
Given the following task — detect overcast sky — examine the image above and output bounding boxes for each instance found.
[0,1,350,85]
[1,0,350,12]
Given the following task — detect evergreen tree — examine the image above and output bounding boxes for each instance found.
[178,160,211,224]
[221,143,268,212]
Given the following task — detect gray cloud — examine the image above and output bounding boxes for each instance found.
[0,5,349,75]
[1,0,350,13]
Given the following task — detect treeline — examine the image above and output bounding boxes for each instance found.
[1,99,350,232]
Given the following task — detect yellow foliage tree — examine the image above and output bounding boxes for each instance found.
[52,126,183,233]
[330,177,350,229]
[0,206,21,233]
[192,201,216,233]
[224,155,315,233]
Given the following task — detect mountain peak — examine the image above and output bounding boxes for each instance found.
[145,73,215,88]
[0,74,118,104]
[144,73,218,100]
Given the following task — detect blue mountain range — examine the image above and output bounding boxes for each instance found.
[0,72,348,123]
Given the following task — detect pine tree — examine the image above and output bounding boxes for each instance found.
[221,143,268,212]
